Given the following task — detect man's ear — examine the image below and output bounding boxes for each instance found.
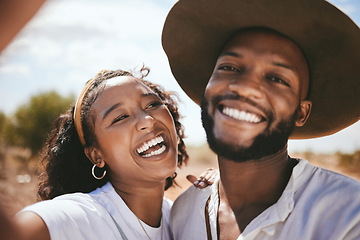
[84,147,106,168]
[295,100,312,127]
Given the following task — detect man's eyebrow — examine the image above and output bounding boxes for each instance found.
[219,51,242,58]
[219,52,294,71]
[273,61,293,70]
[103,103,122,120]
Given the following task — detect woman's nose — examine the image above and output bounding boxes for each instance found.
[135,112,155,131]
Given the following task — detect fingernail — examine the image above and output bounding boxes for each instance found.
[194,181,199,185]
[199,182,205,187]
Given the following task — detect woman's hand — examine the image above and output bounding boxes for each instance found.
[186,168,218,188]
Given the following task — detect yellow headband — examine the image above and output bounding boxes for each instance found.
[73,78,96,146]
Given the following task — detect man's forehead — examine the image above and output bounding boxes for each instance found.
[220,28,307,69]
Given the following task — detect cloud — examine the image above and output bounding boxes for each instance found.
[0,63,31,76]
[327,0,359,15]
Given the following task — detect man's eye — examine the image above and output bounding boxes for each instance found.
[266,76,290,87]
[218,65,241,72]
[111,115,128,125]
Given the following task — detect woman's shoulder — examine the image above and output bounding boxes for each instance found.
[21,197,80,219]
[21,189,106,220]
[18,189,118,239]
[163,197,173,208]
[162,197,173,216]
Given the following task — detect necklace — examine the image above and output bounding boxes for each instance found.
[136,214,163,240]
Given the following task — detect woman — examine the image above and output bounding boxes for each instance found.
[15,68,214,240]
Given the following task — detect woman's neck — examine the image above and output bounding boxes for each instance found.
[111,181,165,227]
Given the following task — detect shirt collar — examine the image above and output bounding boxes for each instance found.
[243,159,311,236]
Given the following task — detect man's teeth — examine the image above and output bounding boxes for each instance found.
[222,107,261,123]
[136,135,165,156]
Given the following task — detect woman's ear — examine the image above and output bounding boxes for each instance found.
[295,100,312,127]
[84,147,105,168]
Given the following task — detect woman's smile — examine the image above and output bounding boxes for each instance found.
[136,133,168,158]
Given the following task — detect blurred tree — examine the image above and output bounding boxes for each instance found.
[4,91,74,156]
[0,111,6,145]
[0,111,6,169]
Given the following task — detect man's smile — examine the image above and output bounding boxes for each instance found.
[213,97,270,128]
[220,105,263,124]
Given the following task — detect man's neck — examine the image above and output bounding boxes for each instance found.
[216,146,295,236]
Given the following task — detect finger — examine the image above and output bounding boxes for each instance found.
[200,169,216,182]
[205,170,218,184]
[197,177,211,189]
[186,175,199,185]
[199,168,214,179]
[187,175,207,188]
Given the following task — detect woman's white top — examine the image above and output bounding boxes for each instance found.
[21,182,173,240]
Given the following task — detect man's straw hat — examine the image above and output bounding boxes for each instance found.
[162,0,360,139]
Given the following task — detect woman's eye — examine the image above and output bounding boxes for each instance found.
[266,75,290,87]
[111,115,128,125]
[146,101,163,109]
[218,65,241,72]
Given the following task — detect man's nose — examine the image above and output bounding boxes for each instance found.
[135,112,155,131]
[228,73,264,99]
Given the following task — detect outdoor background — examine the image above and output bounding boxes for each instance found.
[0,0,360,216]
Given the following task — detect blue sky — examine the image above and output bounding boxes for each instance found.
[0,0,359,153]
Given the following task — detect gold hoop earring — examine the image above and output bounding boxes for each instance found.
[92,164,106,180]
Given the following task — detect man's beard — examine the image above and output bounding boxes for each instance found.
[201,95,298,162]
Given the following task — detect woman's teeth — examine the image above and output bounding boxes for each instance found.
[136,135,166,157]
[142,145,166,158]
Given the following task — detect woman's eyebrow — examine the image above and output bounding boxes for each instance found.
[102,93,159,120]
[102,103,122,120]
[141,92,159,98]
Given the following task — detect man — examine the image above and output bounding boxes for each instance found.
[162,0,360,239]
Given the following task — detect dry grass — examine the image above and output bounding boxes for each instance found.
[0,146,359,217]
[0,147,40,215]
